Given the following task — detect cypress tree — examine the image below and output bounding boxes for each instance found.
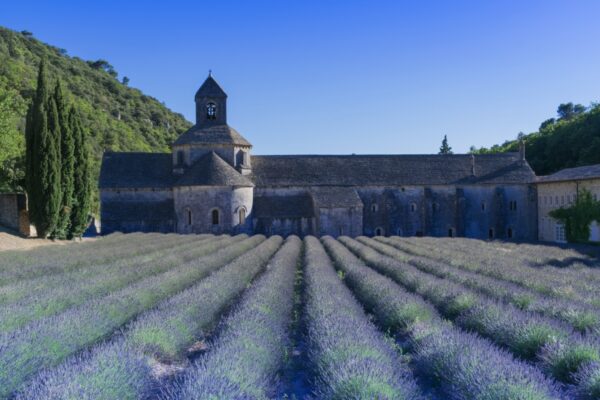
[40,90,63,238]
[26,60,61,238]
[70,108,91,238]
[53,80,74,239]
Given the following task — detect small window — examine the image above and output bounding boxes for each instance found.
[488,228,494,239]
[239,208,246,225]
[371,204,378,213]
[507,228,513,239]
[339,227,344,236]
[186,209,192,225]
[555,223,566,242]
[432,202,439,212]
[374,227,384,236]
[555,196,559,205]
[410,203,417,212]
[481,202,486,212]
[177,151,185,166]
[448,228,454,237]
[212,209,220,225]
[206,102,217,120]
[509,200,517,211]
[396,228,403,236]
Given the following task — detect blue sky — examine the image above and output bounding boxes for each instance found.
[2,1,599,155]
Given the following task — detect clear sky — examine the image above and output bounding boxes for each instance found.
[1,1,599,155]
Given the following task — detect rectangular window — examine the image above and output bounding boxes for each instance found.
[555,223,566,242]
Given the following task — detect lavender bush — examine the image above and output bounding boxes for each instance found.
[0,236,226,332]
[341,236,600,390]
[0,232,201,286]
[16,235,283,400]
[370,236,600,334]
[0,234,264,398]
[326,236,562,399]
[303,236,424,399]
[169,236,301,399]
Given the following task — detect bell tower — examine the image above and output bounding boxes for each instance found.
[195,71,227,127]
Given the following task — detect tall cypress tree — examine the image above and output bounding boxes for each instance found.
[53,80,74,238]
[41,88,63,238]
[70,108,91,238]
[25,60,48,229]
[26,60,62,238]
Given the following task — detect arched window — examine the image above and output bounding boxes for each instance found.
[374,227,384,236]
[410,203,417,213]
[238,207,246,225]
[186,208,192,226]
[507,228,513,239]
[212,209,220,225]
[448,228,454,237]
[206,102,217,120]
[371,204,378,213]
[481,202,486,212]
[488,228,495,239]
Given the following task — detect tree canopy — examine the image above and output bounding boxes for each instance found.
[0,26,192,211]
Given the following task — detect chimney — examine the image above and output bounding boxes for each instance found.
[470,154,476,176]
[519,140,526,162]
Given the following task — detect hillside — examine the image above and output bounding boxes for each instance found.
[0,26,192,194]
[471,103,600,176]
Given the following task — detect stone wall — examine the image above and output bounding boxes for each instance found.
[0,193,30,236]
[537,179,600,242]
[173,186,253,234]
[100,188,175,234]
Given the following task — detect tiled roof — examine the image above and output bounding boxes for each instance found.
[176,152,254,187]
[311,187,363,208]
[99,152,173,189]
[537,164,600,183]
[195,76,227,99]
[253,193,315,218]
[173,124,252,147]
[250,153,536,186]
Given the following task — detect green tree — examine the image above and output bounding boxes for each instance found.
[70,108,92,238]
[439,135,453,154]
[0,83,26,192]
[53,80,74,238]
[26,60,62,238]
[550,189,600,243]
[557,103,586,121]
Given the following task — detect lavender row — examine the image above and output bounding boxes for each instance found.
[0,235,230,333]
[369,237,600,334]
[303,236,423,399]
[340,237,600,396]
[0,235,264,398]
[0,234,214,306]
[393,237,600,306]
[16,236,283,400]
[322,236,562,400]
[0,232,202,286]
[167,236,301,399]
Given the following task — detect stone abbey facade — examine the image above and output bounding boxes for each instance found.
[99,75,539,239]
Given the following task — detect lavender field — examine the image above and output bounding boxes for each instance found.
[0,233,599,399]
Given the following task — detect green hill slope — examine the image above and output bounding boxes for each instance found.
[0,26,192,194]
[471,103,600,176]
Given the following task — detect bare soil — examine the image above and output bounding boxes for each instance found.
[0,226,94,252]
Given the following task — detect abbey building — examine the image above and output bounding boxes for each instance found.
[99,75,539,239]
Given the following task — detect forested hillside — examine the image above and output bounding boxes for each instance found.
[471,102,600,176]
[0,26,192,193]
